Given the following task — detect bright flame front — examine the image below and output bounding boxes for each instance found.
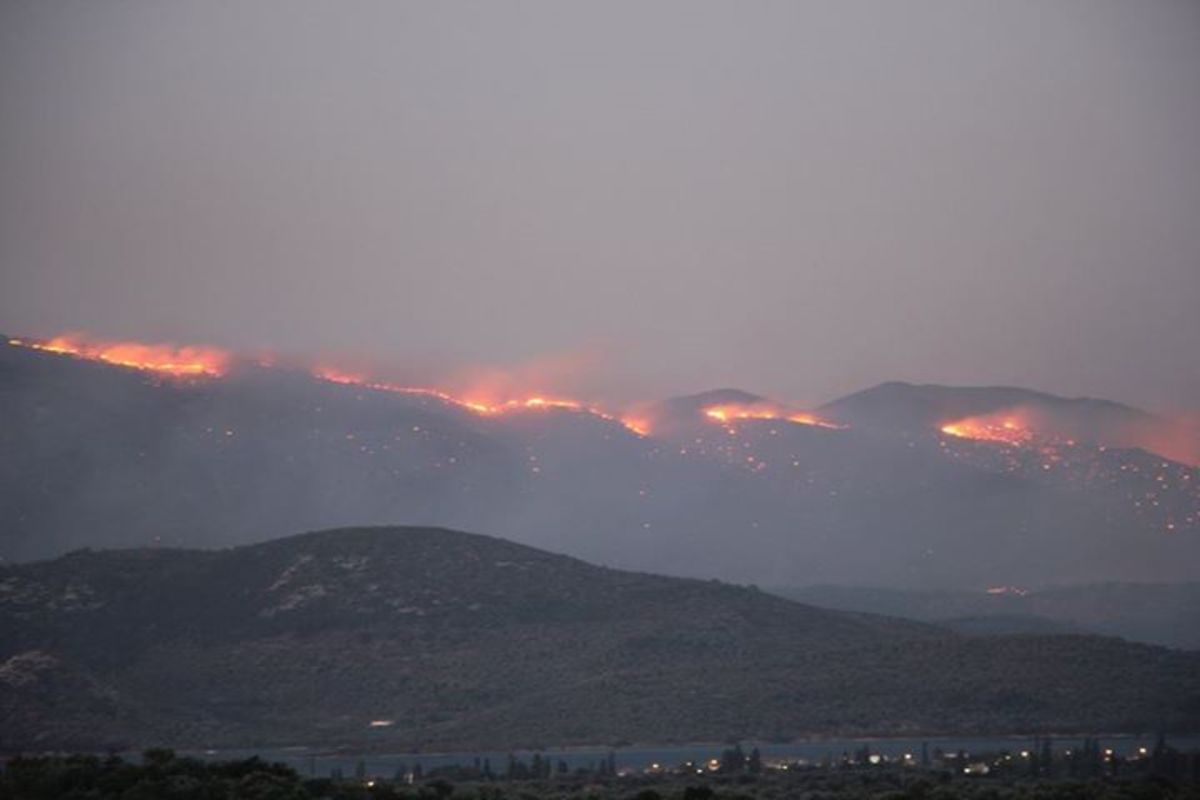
[702,403,839,429]
[10,334,229,378]
[311,366,643,434]
[940,414,1036,447]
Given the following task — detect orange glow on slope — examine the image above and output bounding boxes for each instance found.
[940,414,1036,447]
[310,367,644,434]
[312,367,494,414]
[702,403,840,429]
[310,367,367,386]
[620,416,652,437]
[940,407,1198,467]
[9,331,861,441]
[9,334,229,378]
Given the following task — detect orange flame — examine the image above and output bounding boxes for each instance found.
[940,418,1033,447]
[310,366,645,435]
[8,331,859,442]
[9,334,229,378]
[940,407,1199,466]
[702,403,840,429]
[620,415,652,437]
[940,413,1037,447]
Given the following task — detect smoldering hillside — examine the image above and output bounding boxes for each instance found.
[2,340,1198,590]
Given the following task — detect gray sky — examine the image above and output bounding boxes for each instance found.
[2,0,1198,411]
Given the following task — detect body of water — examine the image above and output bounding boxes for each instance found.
[192,735,1200,779]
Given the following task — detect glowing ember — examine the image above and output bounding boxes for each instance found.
[940,407,1199,468]
[937,408,1200,534]
[702,403,840,429]
[311,367,367,385]
[940,415,1035,447]
[10,334,229,378]
[312,367,495,413]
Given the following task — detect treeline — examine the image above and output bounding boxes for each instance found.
[2,746,1200,800]
[380,750,621,782]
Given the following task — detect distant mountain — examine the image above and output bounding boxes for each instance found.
[820,381,1154,434]
[2,340,1198,589]
[820,381,1198,466]
[772,583,1200,650]
[2,526,1198,752]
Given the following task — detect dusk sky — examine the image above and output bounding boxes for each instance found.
[2,1,1198,411]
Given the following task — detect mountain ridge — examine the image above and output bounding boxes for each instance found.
[2,525,1199,752]
[2,339,1197,589]
[819,381,1156,431]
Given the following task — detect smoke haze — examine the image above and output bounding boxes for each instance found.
[2,1,1199,411]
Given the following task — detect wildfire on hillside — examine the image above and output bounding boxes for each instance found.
[310,364,638,431]
[10,333,641,430]
[8,334,230,378]
[619,416,652,437]
[5,334,832,439]
[938,406,1198,533]
[7,333,1193,478]
[940,413,1042,448]
[5,331,1198,535]
[939,405,1198,468]
[702,403,842,430]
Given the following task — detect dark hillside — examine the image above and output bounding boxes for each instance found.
[2,527,1198,751]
